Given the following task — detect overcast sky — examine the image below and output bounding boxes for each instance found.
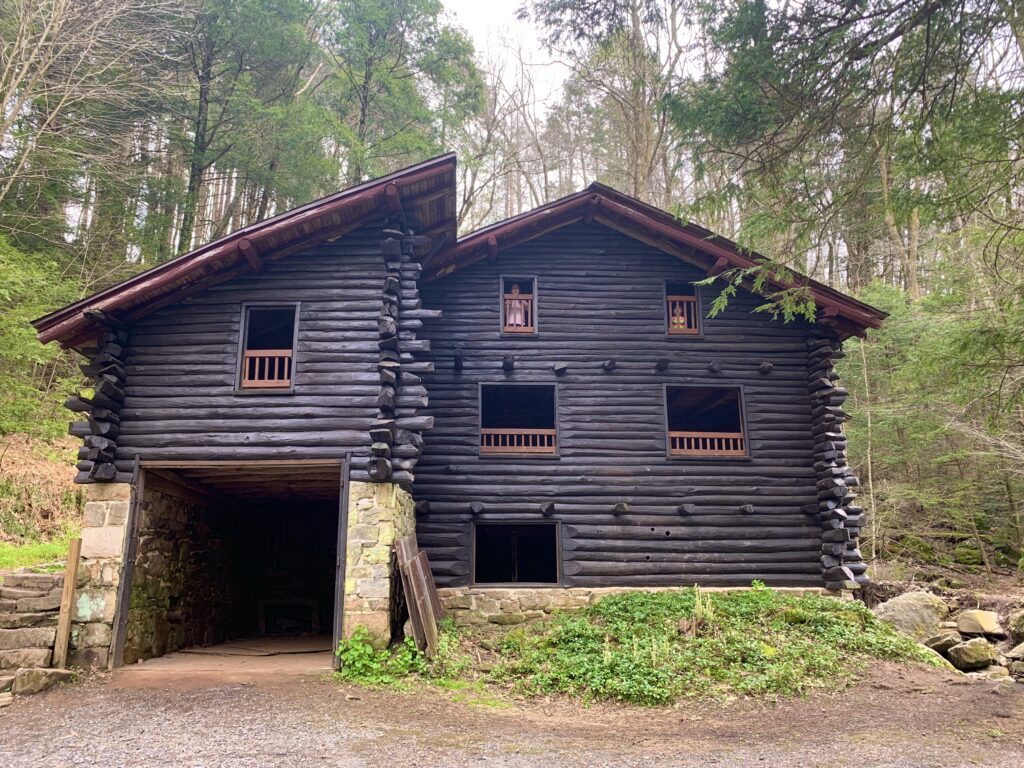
[442,0,570,103]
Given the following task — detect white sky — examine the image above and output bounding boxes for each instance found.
[442,0,570,104]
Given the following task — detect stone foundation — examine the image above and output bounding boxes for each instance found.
[343,481,414,643]
[439,586,837,627]
[70,482,131,669]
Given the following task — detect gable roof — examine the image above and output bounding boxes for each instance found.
[33,153,458,347]
[426,183,886,338]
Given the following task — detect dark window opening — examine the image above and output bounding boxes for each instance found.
[475,523,558,584]
[481,384,556,454]
[241,306,296,389]
[666,281,699,335]
[502,277,535,333]
[666,386,746,456]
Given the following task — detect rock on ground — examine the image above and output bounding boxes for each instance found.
[873,592,950,641]
[957,610,1005,638]
[923,631,961,655]
[1008,610,1024,645]
[12,667,74,696]
[947,637,999,671]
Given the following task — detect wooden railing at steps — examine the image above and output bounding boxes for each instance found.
[667,295,698,334]
[480,428,557,454]
[241,349,293,388]
[502,293,535,332]
[668,431,746,457]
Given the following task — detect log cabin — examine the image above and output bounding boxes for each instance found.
[32,154,886,666]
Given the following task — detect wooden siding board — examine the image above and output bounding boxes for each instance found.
[114,223,388,467]
[413,223,824,588]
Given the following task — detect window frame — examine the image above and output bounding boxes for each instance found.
[499,274,539,336]
[478,381,560,459]
[663,281,704,338]
[471,519,563,588]
[234,301,301,395]
[662,383,751,460]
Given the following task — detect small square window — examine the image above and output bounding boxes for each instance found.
[480,384,556,455]
[666,282,699,335]
[239,306,296,389]
[502,277,536,333]
[666,386,746,457]
[474,523,559,584]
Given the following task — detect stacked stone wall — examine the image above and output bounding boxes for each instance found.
[439,586,836,627]
[122,482,252,664]
[343,481,415,642]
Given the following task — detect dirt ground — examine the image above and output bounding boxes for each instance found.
[1,660,1023,767]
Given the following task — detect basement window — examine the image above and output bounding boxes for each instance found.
[474,523,559,584]
[666,282,699,335]
[666,386,747,457]
[480,384,557,455]
[239,305,296,389]
[502,276,536,333]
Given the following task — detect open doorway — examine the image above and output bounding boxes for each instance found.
[113,461,344,669]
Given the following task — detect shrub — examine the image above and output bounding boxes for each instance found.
[334,626,426,686]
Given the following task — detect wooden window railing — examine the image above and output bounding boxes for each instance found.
[481,428,557,454]
[668,431,745,457]
[667,295,698,334]
[241,349,293,388]
[503,293,535,333]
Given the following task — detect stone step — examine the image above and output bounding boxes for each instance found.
[0,691,12,708]
[0,599,15,612]
[0,648,51,669]
[0,673,13,692]
[0,612,59,629]
[0,627,57,651]
[13,667,74,695]
[0,573,63,590]
[0,586,49,600]
[15,593,62,612]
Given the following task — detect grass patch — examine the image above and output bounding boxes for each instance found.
[492,585,941,704]
[333,585,941,706]
[0,529,76,571]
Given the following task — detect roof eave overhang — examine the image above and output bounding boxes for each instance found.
[34,153,458,348]
[428,186,887,338]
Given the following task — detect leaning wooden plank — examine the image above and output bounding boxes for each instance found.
[52,537,82,669]
[393,536,426,650]
[409,552,440,657]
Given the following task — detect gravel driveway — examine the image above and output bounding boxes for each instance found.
[2,663,1023,767]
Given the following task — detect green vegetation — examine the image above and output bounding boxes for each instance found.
[492,587,938,704]
[0,530,76,571]
[334,626,427,687]
[334,587,941,706]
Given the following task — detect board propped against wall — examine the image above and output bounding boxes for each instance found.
[394,535,443,657]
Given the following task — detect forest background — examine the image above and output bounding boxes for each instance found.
[2,0,1023,578]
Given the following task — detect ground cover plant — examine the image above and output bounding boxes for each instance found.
[334,585,941,706]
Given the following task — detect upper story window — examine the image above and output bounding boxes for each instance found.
[480,384,556,455]
[666,281,700,335]
[239,305,296,390]
[666,386,747,457]
[502,276,536,334]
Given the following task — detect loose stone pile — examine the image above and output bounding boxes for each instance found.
[873,591,1024,686]
[0,571,74,706]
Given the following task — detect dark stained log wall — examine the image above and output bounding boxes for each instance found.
[110,219,426,482]
[414,222,830,588]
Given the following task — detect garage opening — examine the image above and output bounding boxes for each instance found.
[116,461,344,667]
[474,522,559,585]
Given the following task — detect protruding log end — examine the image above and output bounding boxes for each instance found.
[613,502,629,515]
[469,502,485,515]
[678,503,696,515]
[759,361,774,374]
[414,500,431,517]
[706,360,722,374]
[502,354,515,372]
[739,504,754,514]
[540,502,555,517]
[655,357,670,372]
[601,359,616,372]
[553,362,568,376]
